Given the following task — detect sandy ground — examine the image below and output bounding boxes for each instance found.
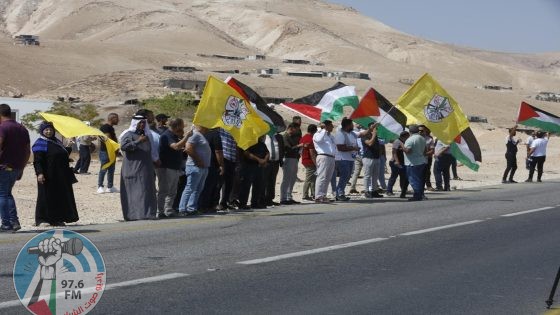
[10,127,560,232]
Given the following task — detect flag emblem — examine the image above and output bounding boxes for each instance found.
[424,94,453,122]
[222,96,249,128]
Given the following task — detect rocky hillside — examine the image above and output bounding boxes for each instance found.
[0,0,559,126]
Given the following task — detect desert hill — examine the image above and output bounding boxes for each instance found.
[0,0,559,127]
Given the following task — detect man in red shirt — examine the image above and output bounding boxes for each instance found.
[300,124,318,200]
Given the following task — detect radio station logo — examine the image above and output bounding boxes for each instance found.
[13,229,106,315]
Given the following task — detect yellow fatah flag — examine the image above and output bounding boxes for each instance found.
[193,76,270,149]
[102,138,119,170]
[396,73,469,144]
[39,112,117,169]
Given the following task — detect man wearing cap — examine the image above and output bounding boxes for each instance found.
[403,124,427,201]
[313,120,336,203]
[155,114,170,135]
[0,104,30,231]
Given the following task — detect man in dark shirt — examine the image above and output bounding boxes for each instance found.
[292,116,303,138]
[97,113,119,193]
[361,122,383,198]
[198,128,224,213]
[502,125,520,183]
[280,123,302,204]
[262,131,284,207]
[157,118,189,218]
[238,136,270,209]
[0,104,31,231]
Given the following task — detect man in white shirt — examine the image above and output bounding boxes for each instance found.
[334,118,359,201]
[313,120,336,203]
[526,131,549,182]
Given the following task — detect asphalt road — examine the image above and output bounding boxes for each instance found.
[1,181,559,314]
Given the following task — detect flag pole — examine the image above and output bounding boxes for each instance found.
[376,103,397,125]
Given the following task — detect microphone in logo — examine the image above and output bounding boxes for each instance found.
[27,238,83,256]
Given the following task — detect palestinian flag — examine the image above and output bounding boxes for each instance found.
[350,88,407,141]
[281,82,359,122]
[517,101,560,133]
[450,127,482,172]
[225,77,286,135]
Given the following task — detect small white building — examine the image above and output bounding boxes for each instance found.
[0,97,53,142]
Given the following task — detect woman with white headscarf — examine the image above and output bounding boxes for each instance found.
[119,115,157,220]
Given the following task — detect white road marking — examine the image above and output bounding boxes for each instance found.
[501,206,555,217]
[238,205,559,265]
[0,273,189,310]
[104,272,189,290]
[2,205,558,308]
[237,238,388,265]
[399,220,484,236]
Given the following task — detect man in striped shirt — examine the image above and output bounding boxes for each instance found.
[218,128,238,210]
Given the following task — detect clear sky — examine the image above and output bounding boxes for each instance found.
[330,0,560,53]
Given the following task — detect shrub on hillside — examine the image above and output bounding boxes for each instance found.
[140,92,197,120]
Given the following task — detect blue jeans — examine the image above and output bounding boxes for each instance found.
[335,160,354,197]
[98,150,115,188]
[179,165,208,212]
[406,164,426,200]
[434,155,453,190]
[0,169,19,226]
[387,161,408,195]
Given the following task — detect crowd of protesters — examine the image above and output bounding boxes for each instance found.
[3,102,553,230]
[101,110,473,221]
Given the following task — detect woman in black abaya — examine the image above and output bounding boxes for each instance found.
[32,121,79,226]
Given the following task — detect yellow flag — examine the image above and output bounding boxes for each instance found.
[396,73,469,144]
[102,138,119,170]
[193,76,270,149]
[40,112,104,138]
[401,109,419,125]
[39,112,117,170]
